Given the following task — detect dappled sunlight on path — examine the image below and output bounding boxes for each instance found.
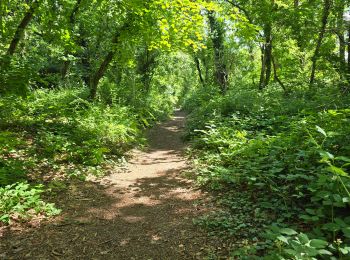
[0,111,217,260]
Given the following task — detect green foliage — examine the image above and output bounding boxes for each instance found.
[0,69,181,221]
[0,88,142,168]
[0,182,61,224]
[0,131,29,186]
[263,226,333,259]
[1,0,350,252]
[186,86,350,258]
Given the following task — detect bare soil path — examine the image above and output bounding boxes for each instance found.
[0,111,217,259]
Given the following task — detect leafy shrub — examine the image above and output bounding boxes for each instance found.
[0,182,61,224]
[0,88,143,167]
[186,86,350,258]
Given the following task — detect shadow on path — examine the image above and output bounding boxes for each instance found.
[0,111,219,260]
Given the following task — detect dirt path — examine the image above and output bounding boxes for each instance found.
[0,111,216,259]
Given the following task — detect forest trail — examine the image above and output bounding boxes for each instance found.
[0,111,216,260]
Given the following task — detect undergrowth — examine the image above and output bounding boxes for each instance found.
[0,87,173,224]
[185,85,350,259]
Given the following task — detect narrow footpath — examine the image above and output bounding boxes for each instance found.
[0,111,219,259]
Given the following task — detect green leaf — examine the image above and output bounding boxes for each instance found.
[319,151,334,160]
[298,233,309,244]
[280,228,298,235]
[284,249,297,255]
[327,166,348,177]
[335,156,350,163]
[277,235,289,244]
[343,197,350,203]
[322,222,340,232]
[339,247,349,255]
[318,249,332,255]
[304,246,319,256]
[309,239,328,249]
[342,227,350,238]
[316,125,327,137]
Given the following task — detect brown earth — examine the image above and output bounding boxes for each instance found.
[0,111,225,259]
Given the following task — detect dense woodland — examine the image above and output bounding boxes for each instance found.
[1,0,350,258]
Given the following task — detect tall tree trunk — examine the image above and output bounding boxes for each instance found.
[337,2,346,67]
[259,23,272,89]
[89,20,131,100]
[142,49,151,93]
[89,51,114,99]
[292,0,306,68]
[61,60,70,79]
[208,12,228,94]
[79,37,90,86]
[265,25,273,86]
[310,0,331,85]
[259,45,266,90]
[61,0,82,79]
[6,0,41,57]
[336,1,347,85]
[202,56,209,83]
[248,45,256,85]
[115,63,123,85]
[347,24,350,88]
[339,36,346,74]
[194,56,205,86]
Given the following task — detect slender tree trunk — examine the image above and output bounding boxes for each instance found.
[259,23,272,89]
[79,37,90,86]
[89,19,131,100]
[337,2,346,69]
[347,25,350,83]
[61,61,70,79]
[310,0,331,85]
[272,55,286,92]
[208,12,228,94]
[203,56,209,83]
[194,57,205,86]
[115,63,123,85]
[336,1,347,86]
[292,0,306,69]
[6,0,41,57]
[61,0,82,79]
[143,49,151,93]
[89,51,114,100]
[259,45,266,90]
[248,45,255,85]
[265,25,273,86]
[339,36,346,73]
